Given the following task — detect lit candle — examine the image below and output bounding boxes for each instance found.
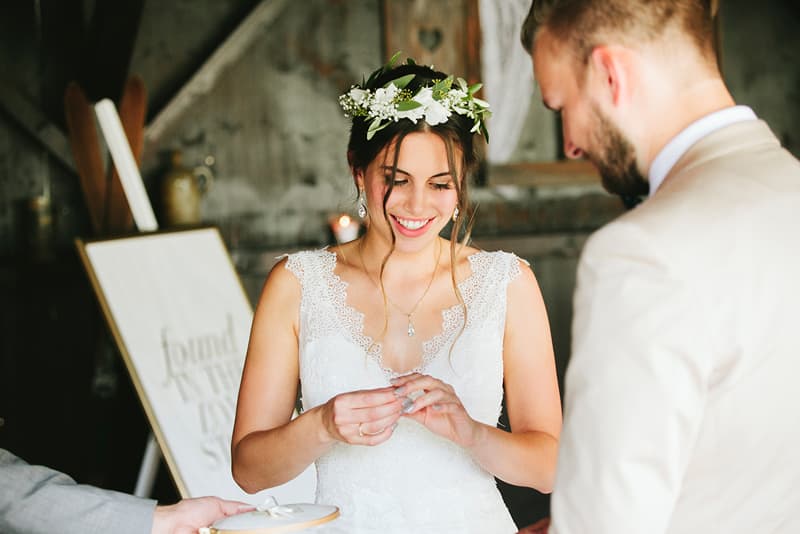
[330,214,360,243]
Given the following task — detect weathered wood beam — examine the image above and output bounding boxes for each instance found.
[472,233,589,259]
[232,231,592,277]
[144,0,290,149]
[0,80,75,173]
[488,160,600,188]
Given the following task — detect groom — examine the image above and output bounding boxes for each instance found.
[519,1,800,533]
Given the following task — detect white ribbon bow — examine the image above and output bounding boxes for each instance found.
[256,495,300,518]
[198,496,301,533]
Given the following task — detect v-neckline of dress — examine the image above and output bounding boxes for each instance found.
[321,248,484,378]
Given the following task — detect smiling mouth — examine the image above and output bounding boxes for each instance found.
[393,216,433,231]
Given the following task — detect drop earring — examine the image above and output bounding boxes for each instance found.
[357,189,367,219]
[452,206,459,222]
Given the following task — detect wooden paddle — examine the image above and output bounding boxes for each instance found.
[105,75,147,233]
[64,81,106,233]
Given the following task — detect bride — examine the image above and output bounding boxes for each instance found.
[231,56,562,533]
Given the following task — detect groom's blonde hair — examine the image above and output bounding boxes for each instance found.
[521,0,718,68]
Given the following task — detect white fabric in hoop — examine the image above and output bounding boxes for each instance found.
[478,0,535,164]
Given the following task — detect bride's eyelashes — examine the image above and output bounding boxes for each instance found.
[430,180,454,190]
[381,175,454,190]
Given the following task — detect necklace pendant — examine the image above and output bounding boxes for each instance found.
[407,320,415,337]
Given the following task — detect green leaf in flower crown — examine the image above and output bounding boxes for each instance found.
[457,77,469,92]
[468,83,483,95]
[388,50,402,68]
[365,52,404,89]
[367,117,390,140]
[396,100,423,111]
[387,74,415,89]
[406,57,417,65]
[431,76,453,97]
[368,116,383,132]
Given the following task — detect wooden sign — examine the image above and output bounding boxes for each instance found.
[76,227,316,503]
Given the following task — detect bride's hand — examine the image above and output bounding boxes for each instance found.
[390,373,482,448]
[319,387,403,446]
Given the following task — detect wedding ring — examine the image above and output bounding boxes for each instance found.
[358,423,385,437]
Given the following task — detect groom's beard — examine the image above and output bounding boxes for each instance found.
[589,106,649,198]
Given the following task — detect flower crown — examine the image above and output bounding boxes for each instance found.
[339,52,491,141]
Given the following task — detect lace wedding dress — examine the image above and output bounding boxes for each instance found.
[285,248,522,533]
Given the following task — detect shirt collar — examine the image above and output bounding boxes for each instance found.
[647,105,757,196]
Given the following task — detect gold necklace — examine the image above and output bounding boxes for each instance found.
[357,239,442,337]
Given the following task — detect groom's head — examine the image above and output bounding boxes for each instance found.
[520,0,719,198]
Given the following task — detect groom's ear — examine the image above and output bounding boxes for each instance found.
[589,44,633,109]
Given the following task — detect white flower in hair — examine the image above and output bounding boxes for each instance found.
[396,102,426,123]
[412,87,451,126]
[370,84,401,121]
[373,84,398,105]
[348,88,370,105]
[446,88,469,113]
[338,52,492,141]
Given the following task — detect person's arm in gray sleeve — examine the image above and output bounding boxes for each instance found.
[0,448,156,534]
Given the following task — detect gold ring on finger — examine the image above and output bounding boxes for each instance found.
[358,423,384,437]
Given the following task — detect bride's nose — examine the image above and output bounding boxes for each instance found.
[403,184,427,216]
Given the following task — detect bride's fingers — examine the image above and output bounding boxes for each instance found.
[339,387,401,409]
[358,424,395,446]
[355,411,401,435]
[405,388,460,415]
[393,374,455,400]
[329,391,402,425]
[389,373,422,389]
[395,376,458,413]
[323,389,403,442]
[349,413,401,445]
[336,398,402,425]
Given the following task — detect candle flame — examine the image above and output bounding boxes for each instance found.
[338,214,351,227]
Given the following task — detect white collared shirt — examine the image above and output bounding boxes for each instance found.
[647,105,757,196]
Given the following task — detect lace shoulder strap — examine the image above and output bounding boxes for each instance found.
[470,250,525,287]
[283,248,336,296]
[464,250,527,327]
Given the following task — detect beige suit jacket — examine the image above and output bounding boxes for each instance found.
[550,120,800,534]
